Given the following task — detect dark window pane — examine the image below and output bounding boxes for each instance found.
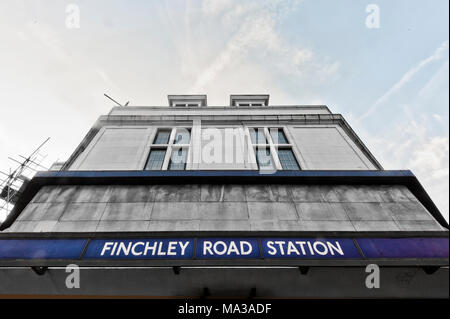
[153,130,171,144]
[255,148,274,169]
[270,128,288,144]
[168,148,187,170]
[175,104,186,107]
[278,149,300,170]
[174,129,191,144]
[252,103,262,106]
[250,128,267,144]
[145,149,166,170]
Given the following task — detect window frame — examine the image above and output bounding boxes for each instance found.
[171,101,201,108]
[145,127,192,170]
[246,126,301,171]
[144,147,168,171]
[236,101,266,107]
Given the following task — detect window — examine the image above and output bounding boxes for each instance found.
[168,148,188,170]
[269,128,288,144]
[249,128,274,170]
[174,129,191,144]
[237,102,265,107]
[153,130,171,144]
[249,128,268,144]
[168,95,207,107]
[248,127,300,170]
[172,102,200,107]
[145,149,166,170]
[255,148,274,169]
[145,128,191,170]
[277,149,300,170]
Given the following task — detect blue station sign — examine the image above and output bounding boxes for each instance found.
[0,237,448,260]
[0,239,87,259]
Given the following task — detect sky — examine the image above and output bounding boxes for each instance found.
[0,0,448,221]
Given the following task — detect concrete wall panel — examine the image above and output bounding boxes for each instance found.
[5,184,446,233]
[70,127,151,170]
[290,127,376,170]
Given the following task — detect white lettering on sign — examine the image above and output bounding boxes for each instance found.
[266,240,345,256]
[99,241,191,257]
[202,240,253,256]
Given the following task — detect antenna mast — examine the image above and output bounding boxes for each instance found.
[0,138,50,221]
[104,93,130,106]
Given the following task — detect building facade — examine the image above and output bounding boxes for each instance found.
[0,95,448,298]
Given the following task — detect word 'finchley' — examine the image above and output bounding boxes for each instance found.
[82,239,194,259]
[101,240,190,256]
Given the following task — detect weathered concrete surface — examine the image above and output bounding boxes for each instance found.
[4,184,445,233]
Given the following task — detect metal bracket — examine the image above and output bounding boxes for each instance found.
[422,266,440,275]
[172,266,181,275]
[299,266,310,275]
[31,266,48,276]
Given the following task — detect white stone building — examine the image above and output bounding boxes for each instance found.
[0,95,448,298]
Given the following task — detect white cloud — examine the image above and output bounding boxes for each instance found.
[359,40,449,120]
[419,60,449,99]
[202,0,234,16]
[432,113,444,124]
[192,0,339,93]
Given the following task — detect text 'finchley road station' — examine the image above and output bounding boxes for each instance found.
[2,237,447,260]
[82,238,362,259]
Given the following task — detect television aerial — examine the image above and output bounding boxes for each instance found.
[0,137,50,220]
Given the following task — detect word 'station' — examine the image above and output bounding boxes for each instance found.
[261,238,361,258]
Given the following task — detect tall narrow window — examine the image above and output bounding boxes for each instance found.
[168,148,188,170]
[269,128,288,144]
[174,129,191,144]
[153,130,171,144]
[248,127,300,171]
[145,149,166,170]
[255,148,274,169]
[249,128,268,144]
[277,149,300,170]
[169,128,190,170]
[145,128,191,171]
[249,128,274,170]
